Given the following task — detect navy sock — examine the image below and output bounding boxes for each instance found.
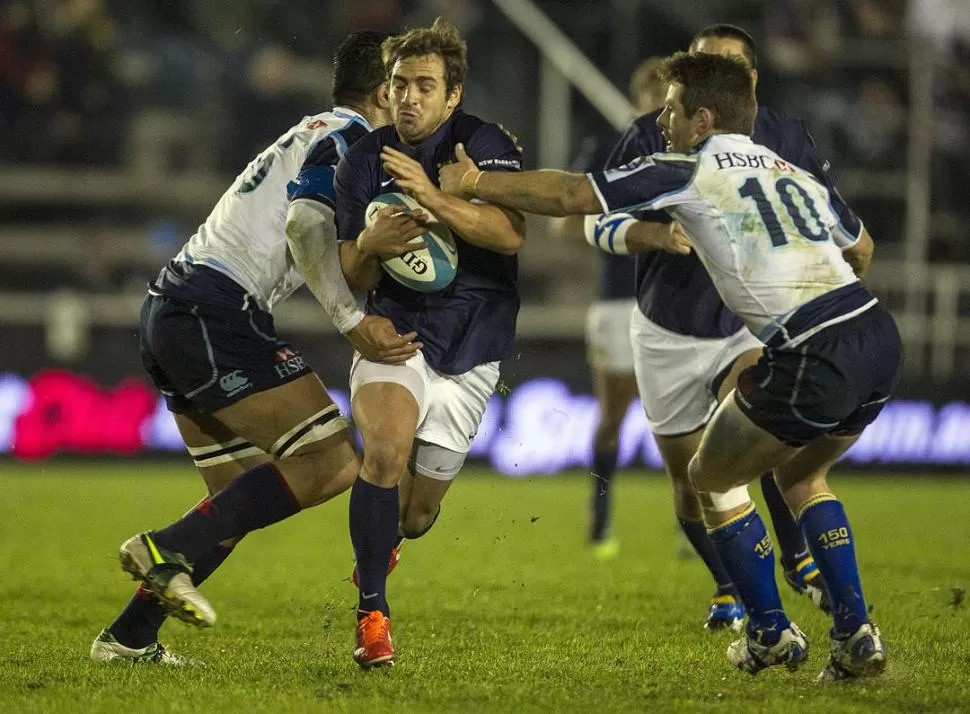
[350,477,399,618]
[109,542,236,648]
[590,447,618,541]
[677,518,736,595]
[152,464,299,562]
[759,472,810,569]
[797,494,869,636]
[708,506,790,644]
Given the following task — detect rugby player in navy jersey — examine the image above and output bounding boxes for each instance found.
[588,25,856,630]
[90,32,427,664]
[553,57,676,559]
[334,19,526,668]
[439,51,898,682]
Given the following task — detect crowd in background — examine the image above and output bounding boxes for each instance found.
[1,0,969,291]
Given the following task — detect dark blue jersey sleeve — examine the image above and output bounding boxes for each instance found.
[465,123,523,173]
[333,148,373,242]
[790,122,863,242]
[607,111,666,168]
[605,111,670,223]
[589,154,697,215]
[569,131,622,173]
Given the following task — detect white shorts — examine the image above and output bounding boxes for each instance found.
[585,299,636,373]
[349,350,499,481]
[630,309,762,436]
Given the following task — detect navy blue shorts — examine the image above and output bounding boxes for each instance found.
[139,293,313,414]
[735,305,902,447]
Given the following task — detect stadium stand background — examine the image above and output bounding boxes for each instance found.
[1,0,968,467]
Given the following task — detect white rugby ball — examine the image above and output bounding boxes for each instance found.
[365,192,458,293]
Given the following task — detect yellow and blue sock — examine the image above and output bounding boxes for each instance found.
[759,472,812,570]
[708,504,790,644]
[797,493,868,636]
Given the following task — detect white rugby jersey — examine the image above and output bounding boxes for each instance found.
[589,133,866,344]
[173,108,372,311]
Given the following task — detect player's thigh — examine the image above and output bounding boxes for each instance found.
[690,395,799,493]
[213,372,344,454]
[213,372,360,501]
[350,353,425,484]
[714,347,763,403]
[412,359,498,463]
[630,311,724,436]
[774,433,859,508]
[173,410,271,494]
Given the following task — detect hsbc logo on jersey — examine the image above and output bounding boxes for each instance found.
[274,347,307,379]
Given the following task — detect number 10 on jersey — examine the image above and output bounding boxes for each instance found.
[739,177,830,247]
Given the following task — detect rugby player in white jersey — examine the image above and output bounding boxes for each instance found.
[91,31,426,664]
[587,25,845,631]
[438,53,900,682]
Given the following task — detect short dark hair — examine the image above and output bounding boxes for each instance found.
[382,17,468,94]
[689,23,758,70]
[332,31,390,106]
[659,52,757,135]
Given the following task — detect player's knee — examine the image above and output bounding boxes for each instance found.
[362,442,409,487]
[687,453,707,491]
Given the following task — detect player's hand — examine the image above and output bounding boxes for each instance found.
[356,205,427,257]
[345,315,422,365]
[439,143,479,198]
[662,221,692,255]
[380,146,436,203]
[627,220,692,255]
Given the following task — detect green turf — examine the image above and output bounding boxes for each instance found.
[0,462,968,713]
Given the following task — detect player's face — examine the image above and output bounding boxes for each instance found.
[389,54,462,145]
[692,36,758,88]
[657,83,704,153]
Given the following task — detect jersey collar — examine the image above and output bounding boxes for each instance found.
[332,106,373,132]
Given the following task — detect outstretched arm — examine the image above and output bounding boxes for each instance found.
[438,144,602,217]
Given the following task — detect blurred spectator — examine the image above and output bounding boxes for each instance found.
[833,75,907,168]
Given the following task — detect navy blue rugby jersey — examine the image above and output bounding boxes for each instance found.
[606,104,863,338]
[334,109,523,375]
[569,132,636,302]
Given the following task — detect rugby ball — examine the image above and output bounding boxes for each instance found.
[365,192,458,292]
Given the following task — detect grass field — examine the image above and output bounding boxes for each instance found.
[1,462,968,713]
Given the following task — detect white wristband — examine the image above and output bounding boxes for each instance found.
[333,307,366,335]
[584,213,636,255]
